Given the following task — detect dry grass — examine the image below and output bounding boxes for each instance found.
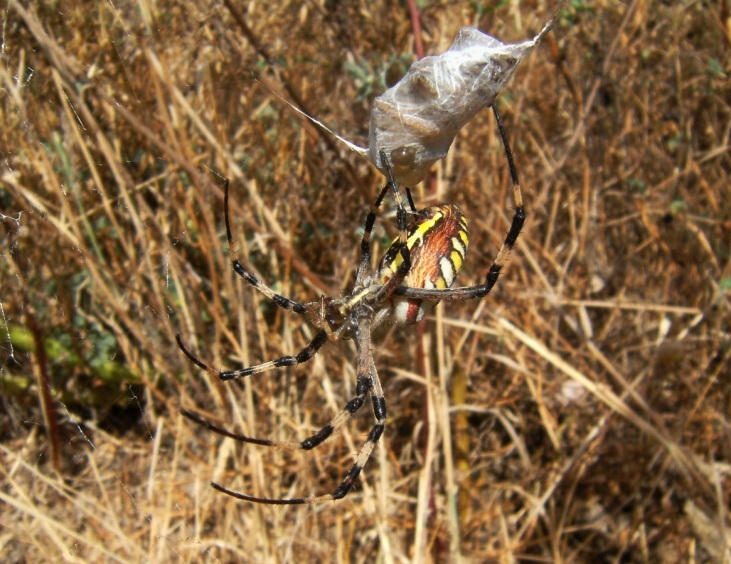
[1,0,730,562]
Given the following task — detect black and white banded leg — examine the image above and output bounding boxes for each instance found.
[175,330,328,381]
[180,370,370,450]
[210,319,387,504]
[224,178,310,315]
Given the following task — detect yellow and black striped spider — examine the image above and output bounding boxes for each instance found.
[177,106,523,505]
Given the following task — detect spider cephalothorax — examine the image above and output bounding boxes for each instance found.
[177,105,523,504]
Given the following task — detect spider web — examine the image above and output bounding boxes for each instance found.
[0,0,562,557]
[0,2,451,560]
[6,2,723,563]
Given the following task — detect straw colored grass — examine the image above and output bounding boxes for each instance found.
[1,0,729,561]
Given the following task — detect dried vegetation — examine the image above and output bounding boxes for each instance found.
[1,0,730,562]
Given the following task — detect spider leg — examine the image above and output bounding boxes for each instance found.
[404,187,417,213]
[209,319,385,505]
[181,408,296,447]
[394,105,524,302]
[327,353,385,500]
[357,160,416,283]
[180,371,370,450]
[356,182,391,282]
[175,330,328,381]
[372,150,412,304]
[379,149,410,248]
[223,179,309,315]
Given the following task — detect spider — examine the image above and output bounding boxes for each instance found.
[177,105,523,505]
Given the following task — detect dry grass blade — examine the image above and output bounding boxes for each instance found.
[495,315,712,495]
[1,0,729,562]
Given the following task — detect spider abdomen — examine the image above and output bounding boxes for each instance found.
[380,204,469,324]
